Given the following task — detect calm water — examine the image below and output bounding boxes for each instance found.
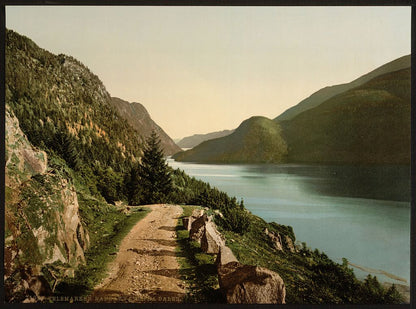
[168,159,411,285]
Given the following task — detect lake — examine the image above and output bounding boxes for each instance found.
[168,159,411,285]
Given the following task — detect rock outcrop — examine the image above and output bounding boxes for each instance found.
[264,228,284,251]
[284,235,297,253]
[5,107,89,302]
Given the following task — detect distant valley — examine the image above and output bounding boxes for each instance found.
[176,129,235,149]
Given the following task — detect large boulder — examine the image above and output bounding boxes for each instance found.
[218,264,286,304]
[201,221,225,254]
[189,213,209,243]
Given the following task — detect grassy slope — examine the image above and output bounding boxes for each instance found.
[173,116,288,164]
[281,68,411,164]
[174,204,403,304]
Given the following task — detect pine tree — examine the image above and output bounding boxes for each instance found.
[138,130,173,204]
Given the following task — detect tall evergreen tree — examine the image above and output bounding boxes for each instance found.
[138,130,173,204]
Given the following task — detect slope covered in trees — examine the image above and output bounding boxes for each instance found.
[275,54,410,121]
[173,117,288,163]
[173,57,410,165]
[109,97,181,155]
[281,68,411,164]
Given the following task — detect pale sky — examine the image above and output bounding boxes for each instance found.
[6,6,411,139]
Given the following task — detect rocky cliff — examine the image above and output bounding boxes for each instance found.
[109,97,181,155]
[5,106,89,302]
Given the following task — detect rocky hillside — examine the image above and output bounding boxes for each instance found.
[276,54,410,121]
[109,97,180,155]
[5,106,89,302]
[176,129,235,149]
[173,117,287,163]
[5,29,143,173]
[281,68,411,164]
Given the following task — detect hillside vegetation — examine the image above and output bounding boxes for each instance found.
[276,54,410,121]
[173,116,288,163]
[281,68,410,164]
[174,58,410,165]
[110,97,181,155]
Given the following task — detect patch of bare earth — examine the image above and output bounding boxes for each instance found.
[90,204,186,303]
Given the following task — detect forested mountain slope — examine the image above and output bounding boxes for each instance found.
[281,68,411,164]
[275,55,410,121]
[109,97,181,155]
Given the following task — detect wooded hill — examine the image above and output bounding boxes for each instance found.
[174,56,410,165]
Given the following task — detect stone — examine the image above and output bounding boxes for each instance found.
[264,228,283,251]
[216,245,239,268]
[182,217,190,230]
[284,235,297,253]
[189,213,208,243]
[191,209,204,218]
[218,264,286,304]
[201,221,225,254]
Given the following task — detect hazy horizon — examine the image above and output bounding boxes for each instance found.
[6,6,411,139]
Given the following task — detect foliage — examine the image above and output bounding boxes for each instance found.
[282,68,411,164]
[135,131,173,204]
[5,29,143,204]
[173,116,288,163]
[168,168,250,234]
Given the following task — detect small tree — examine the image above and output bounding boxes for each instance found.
[138,131,173,204]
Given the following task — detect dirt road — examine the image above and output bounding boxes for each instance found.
[90,204,186,303]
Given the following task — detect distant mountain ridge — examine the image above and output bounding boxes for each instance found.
[275,55,410,121]
[281,68,410,164]
[173,116,287,163]
[110,97,181,155]
[174,55,410,165]
[177,129,235,149]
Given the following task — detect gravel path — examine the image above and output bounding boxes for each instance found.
[90,204,186,303]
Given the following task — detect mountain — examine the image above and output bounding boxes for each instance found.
[275,55,410,121]
[176,129,235,149]
[173,57,410,165]
[281,67,411,164]
[173,116,288,163]
[109,97,181,155]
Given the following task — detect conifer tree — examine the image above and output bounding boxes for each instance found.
[138,130,173,204]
